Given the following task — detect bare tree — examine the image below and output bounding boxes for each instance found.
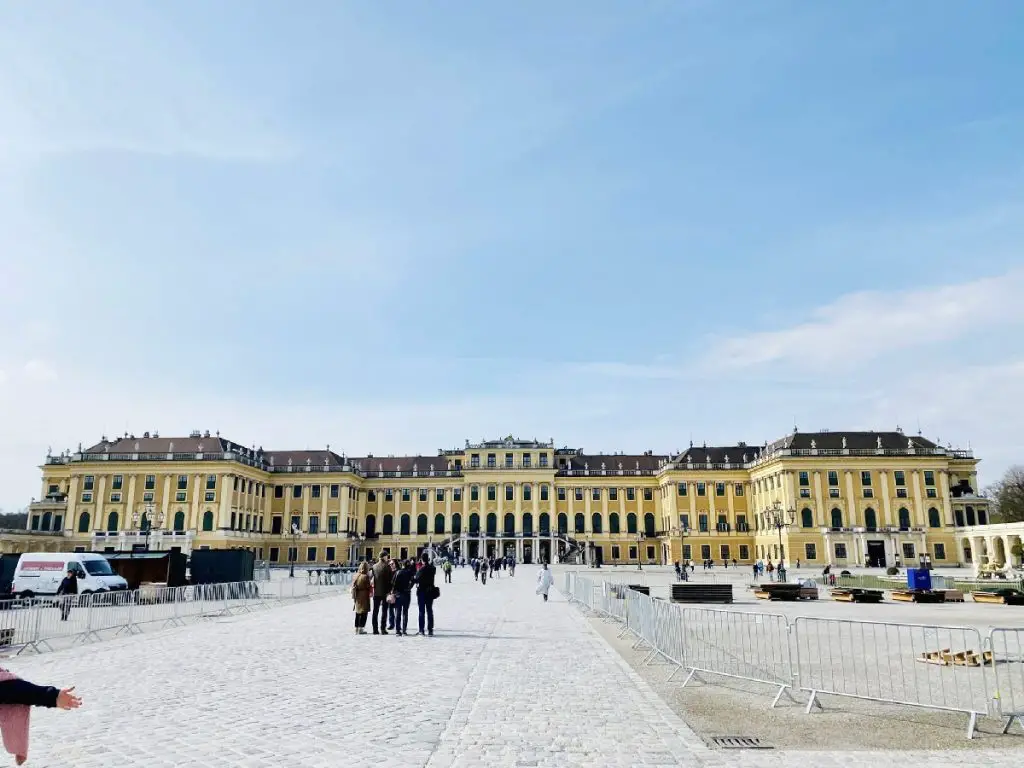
[991,466,1024,524]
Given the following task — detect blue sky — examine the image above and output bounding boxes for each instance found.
[1,1,1023,510]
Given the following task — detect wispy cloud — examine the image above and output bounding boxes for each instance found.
[712,268,1024,369]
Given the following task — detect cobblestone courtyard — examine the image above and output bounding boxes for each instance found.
[4,567,1022,767]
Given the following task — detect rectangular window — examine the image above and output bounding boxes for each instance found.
[505,453,513,467]
[680,514,690,530]
[402,489,411,502]
[800,488,811,498]
[112,475,123,490]
[646,545,655,561]
[902,543,916,560]
[828,470,839,487]
[609,488,617,501]
[83,475,95,491]
[805,543,817,561]
[487,454,496,468]
[861,471,871,486]
[738,544,749,560]
[540,485,548,501]
[331,484,340,498]
[736,515,747,532]
[308,516,319,534]
[367,490,377,502]
[109,491,122,502]
[487,486,496,501]
[592,488,600,501]
[454,488,462,501]
[80,492,93,503]
[934,543,946,560]
[177,475,188,490]
[506,485,514,501]
[326,546,336,561]
[419,489,427,502]
[328,516,338,534]
[863,488,874,498]
[734,483,744,496]
[205,491,215,502]
[141,475,154,491]
[896,488,908,498]
[720,545,730,561]
[627,487,635,501]
[700,545,711,560]
[523,454,532,467]
[233,477,239,492]
[385,489,393,502]
[799,471,809,487]
[677,482,687,496]
[683,544,692,561]
[643,488,653,501]
[924,471,936,486]
[205,474,216,490]
[274,486,284,499]
[926,488,937,498]
[611,545,620,560]
[697,482,706,496]
[829,488,840,499]
[435,489,443,502]
[629,546,638,560]
[524,485,532,501]
[290,515,300,531]
[894,470,906,486]
[142,492,154,502]
[539,453,549,467]
[175,492,187,502]
[698,514,708,532]
[292,485,302,499]
[306,546,317,562]
[834,543,848,559]
[717,514,728,531]
[311,485,321,499]
[470,454,480,468]
[574,488,583,501]
[716,482,725,497]
[558,488,566,501]
[269,547,279,563]
[471,486,479,501]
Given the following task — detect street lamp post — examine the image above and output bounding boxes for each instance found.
[289,522,300,578]
[766,501,796,567]
[673,518,690,577]
[636,532,643,571]
[131,503,164,551]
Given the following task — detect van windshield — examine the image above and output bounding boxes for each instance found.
[83,559,114,576]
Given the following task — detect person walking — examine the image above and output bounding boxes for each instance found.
[56,567,78,622]
[480,561,488,585]
[443,560,452,584]
[0,668,82,765]
[509,558,516,577]
[351,562,371,634]
[371,554,393,635]
[536,562,554,602]
[390,559,415,636]
[414,553,437,636]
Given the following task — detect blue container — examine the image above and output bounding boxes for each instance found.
[907,568,932,591]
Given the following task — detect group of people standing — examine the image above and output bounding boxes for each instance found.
[471,555,515,583]
[350,553,438,636]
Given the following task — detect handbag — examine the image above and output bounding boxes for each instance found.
[386,592,396,604]
[432,586,441,600]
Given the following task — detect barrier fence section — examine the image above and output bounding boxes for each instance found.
[0,574,350,656]
[563,575,999,738]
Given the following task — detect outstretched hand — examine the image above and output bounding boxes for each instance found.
[56,687,82,710]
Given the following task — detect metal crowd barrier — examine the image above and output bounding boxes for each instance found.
[562,574,1010,738]
[0,573,351,656]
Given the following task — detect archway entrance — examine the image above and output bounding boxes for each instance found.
[539,540,551,564]
[523,542,533,564]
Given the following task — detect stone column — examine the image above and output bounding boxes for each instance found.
[879,471,892,527]
[912,470,925,527]
[340,484,351,532]
[217,475,231,530]
[844,471,857,527]
[301,484,310,534]
[813,471,823,526]
[188,474,201,530]
[584,488,592,533]
[939,471,953,525]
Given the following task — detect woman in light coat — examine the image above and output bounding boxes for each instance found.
[536,562,554,602]
[351,562,372,634]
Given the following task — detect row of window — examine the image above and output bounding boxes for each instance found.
[685,541,949,563]
[676,482,744,497]
[361,511,659,537]
[468,452,551,468]
[795,506,951,530]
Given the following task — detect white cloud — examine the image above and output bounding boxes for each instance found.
[713,268,1024,369]
[22,360,58,383]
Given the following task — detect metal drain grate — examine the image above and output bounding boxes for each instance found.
[710,736,773,749]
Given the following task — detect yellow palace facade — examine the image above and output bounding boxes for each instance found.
[14,429,988,570]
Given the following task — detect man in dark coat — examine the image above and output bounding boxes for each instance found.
[370,554,393,635]
[56,567,78,621]
[414,553,437,636]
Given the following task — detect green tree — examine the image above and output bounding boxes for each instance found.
[991,466,1024,524]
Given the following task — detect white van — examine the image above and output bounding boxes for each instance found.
[11,553,129,597]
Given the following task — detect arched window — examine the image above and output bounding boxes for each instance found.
[864,508,877,531]
[504,513,515,535]
[591,513,603,534]
[434,514,445,535]
[539,512,550,535]
[523,484,532,501]
[452,513,462,535]
[41,511,52,531]
[107,511,119,532]
[627,513,638,534]
[417,514,428,535]
[830,508,843,529]
[382,515,394,535]
[486,513,497,535]
[365,514,377,537]
[522,512,533,536]
[928,507,941,528]
[468,513,480,534]
[173,511,185,532]
[574,513,585,533]
[801,508,814,528]
[77,511,90,533]
[644,513,655,537]
[609,512,620,534]
[400,514,411,535]
[202,510,214,531]
[557,513,567,535]
[898,507,911,531]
